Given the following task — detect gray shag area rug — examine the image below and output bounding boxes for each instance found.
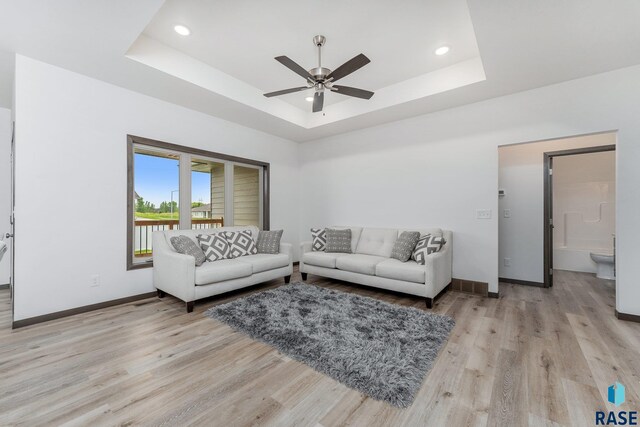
[205,282,455,407]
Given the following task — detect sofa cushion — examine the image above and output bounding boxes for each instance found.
[197,233,232,262]
[236,253,289,273]
[170,235,206,266]
[195,259,252,285]
[310,228,327,251]
[390,231,421,262]
[336,254,387,275]
[223,230,258,258]
[376,259,425,284]
[325,228,352,253]
[256,229,283,254]
[302,251,347,269]
[355,228,398,257]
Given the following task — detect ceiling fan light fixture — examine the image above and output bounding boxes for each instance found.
[174,25,191,36]
[435,46,450,56]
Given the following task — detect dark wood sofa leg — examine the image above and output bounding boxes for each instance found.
[425,297,434,309]
[157,289,165,298]
[186,301,194,313]
[284,275,291,284]
[301,273,308,281]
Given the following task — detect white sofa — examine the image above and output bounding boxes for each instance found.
[300,227,452,308]
[152,226,293,312]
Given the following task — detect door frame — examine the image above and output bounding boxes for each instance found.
[543,144,616,288]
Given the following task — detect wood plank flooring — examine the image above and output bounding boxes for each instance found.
[0,268,638,426]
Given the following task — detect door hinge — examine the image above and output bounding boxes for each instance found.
[549,168,553,175]
[549,268,553,275]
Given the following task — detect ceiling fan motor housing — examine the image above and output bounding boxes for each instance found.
[309,67,331,80]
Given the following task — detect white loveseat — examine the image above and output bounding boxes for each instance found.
[300,227,452,308]
[153,226,293,312]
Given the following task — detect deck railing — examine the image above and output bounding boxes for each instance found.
[134,218,224,257]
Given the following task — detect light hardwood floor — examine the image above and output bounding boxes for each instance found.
[1,268,639,426]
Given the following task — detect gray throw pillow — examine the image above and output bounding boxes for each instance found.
[310,228,327,251]
[412,235,446,265]
[391,231,421,262]
[256,229,283,254]
[197,233,231,262]
[223,230,258,258]
[325,228,352,253]
[170,235,206,266]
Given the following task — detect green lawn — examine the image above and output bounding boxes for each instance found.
[135,212,179,220]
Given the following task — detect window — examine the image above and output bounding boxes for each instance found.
[132,148,179,262]
[233,165,262,227]
[191,158,225,230]
[127,136,269,270]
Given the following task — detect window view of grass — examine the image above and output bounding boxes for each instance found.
[133,151,219,259]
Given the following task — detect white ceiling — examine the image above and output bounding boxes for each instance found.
[0,0,639,142]
[142,0,481,111]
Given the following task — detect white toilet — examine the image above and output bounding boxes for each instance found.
[590,252,615,280]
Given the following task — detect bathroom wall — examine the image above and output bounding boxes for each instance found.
[553,151,616,273]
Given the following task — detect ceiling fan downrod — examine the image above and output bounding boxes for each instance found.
[310,35,330,84]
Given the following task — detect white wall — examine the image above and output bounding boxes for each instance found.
[498,133,616,283]
[13,56,300,321]
[300,64,640,317]
[553,151,615,273]
[0,107,11,285]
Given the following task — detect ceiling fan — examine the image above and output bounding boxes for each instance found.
[264,35,374,113]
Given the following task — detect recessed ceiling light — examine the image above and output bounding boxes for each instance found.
[174,25,191,36]
[435,46,450,56]
[305,96,314,102]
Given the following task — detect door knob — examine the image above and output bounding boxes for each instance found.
[5,233,13,238]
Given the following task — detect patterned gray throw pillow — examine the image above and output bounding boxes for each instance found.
[391,231,421,262]
[412,235,446,265]
[223,230,258,258]
[325,228,352,253]
[197,233,231,262]
[256,229,283,254]
[170,235,206,266]
[310,228,327,251]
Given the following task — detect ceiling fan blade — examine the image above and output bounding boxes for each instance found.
[330,85,374,100]
[312,91,324,113]
[263,86,310,97]
[326,54,370,82]
[275,56,313,81]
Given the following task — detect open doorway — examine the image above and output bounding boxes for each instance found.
[498,131,617,291]
[543,145,616,287]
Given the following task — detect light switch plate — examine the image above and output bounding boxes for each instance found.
[476,209,492,219]
[504,209,511,218]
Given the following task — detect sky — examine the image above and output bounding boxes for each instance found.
[134,153,210,207]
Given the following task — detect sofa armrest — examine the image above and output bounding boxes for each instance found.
[300,241,312,254]
[152,232,196,303]
[279,242,293,264]
[423,232,453,297]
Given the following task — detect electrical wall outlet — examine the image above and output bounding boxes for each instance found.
[504,258,512,267]
[476,209,492,219]
[90,274,100,287]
